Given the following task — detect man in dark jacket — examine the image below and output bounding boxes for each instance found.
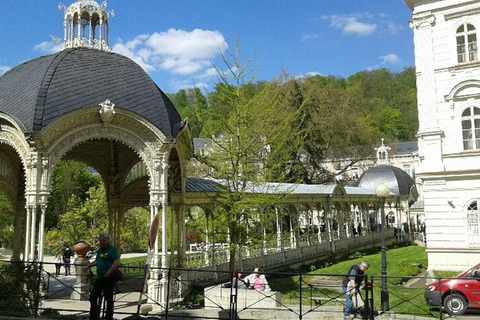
[63,247,74,275]
[342,260,369,319]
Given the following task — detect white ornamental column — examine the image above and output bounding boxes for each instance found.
[289,210,296,249]
[326,196,334,252]
[89,19,93,45]
[99,18,103,50]
[76,18,81,42]
[275,206,282,251]
[316,204,322,243]
[176,205,186,268]
[38,203,47,261]
[204,209,210,265]
[24,205,31,261]
[147,201,160,307]
[159,156,169,309]
[152,202,159,266]
[29,205,37,261]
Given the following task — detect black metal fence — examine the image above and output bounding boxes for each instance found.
[0,260,477,319]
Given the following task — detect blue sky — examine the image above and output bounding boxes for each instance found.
[0,0,414,93]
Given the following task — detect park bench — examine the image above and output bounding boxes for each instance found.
[311,296,346,306]
[309,279,346,306]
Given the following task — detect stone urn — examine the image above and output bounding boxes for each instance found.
[71,242,91,300]
[73,242,91,262]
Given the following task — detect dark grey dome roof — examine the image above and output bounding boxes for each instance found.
[0,48,181,136]
[355,165,416,196]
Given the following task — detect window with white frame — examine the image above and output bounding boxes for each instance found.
[467,201,480,247]
[461,106,480,150]
[403,164,411,177]
[457,23,478,63]
[335,169,343,181]
[350,167,359,181]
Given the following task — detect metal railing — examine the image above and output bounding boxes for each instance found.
[2,260,474,319]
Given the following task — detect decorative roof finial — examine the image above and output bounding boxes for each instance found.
[374,138,391,166]
[59,0,113,51]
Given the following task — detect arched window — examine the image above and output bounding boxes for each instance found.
[467,201,480,247]
[457,23,478,63]
[461,106,480,150]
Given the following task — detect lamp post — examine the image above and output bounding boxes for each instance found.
[375,183,390,312]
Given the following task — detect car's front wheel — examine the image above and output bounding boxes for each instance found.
[443,293,468,315]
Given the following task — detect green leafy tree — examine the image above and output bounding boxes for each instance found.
[44,184,108,253]
[172,88,209,137]
[46,160,102,229]
[121,207,150,253]
[346,68,417,142]
[266,75,376,184]
[0,191,14,249]
[198,43,294,271]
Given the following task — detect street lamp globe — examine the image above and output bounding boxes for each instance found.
[375,184,390,198]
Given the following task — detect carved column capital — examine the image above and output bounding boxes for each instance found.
[410,14,435,30]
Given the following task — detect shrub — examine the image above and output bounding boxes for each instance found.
[348,251,363,259]
[0,261,44,317]
[182,285,205,309]
[388,261,422,285]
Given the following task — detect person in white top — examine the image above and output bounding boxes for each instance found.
[54,253,63,276]
[243,267,271,292]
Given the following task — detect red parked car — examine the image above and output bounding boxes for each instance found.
[425,262,480,315]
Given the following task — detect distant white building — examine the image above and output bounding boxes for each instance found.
[406,0,480,271]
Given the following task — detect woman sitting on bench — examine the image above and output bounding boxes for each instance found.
[244,267,271,292]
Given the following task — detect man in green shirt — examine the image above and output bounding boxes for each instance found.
[85,232,120,320]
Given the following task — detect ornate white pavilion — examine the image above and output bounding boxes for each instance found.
[0,0,419,304]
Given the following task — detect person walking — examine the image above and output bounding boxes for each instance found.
[54,252,63,276]
[85,232,120,320]
[342,260,369,319]
[63,247,73,275]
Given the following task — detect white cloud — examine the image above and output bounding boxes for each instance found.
[384,21,403,35]
[323,13,402,37]
[147,29,228,60]
[342,18,376,36]
[380,53,402,65]
[301,33,319,42]
[34,41,63,54]
[169,79,208,92]
[0,65,10,76]
[112,28,228,76]
[324,14,377,37]
[203,67,220,78]
[112,36,155,72]
[367,53,403,70]
[295,71,322,79]
[160,57,210,75]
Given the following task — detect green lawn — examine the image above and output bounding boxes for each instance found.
[118,256,147,279]
[268,245,440,318]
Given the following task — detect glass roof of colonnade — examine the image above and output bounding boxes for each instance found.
[186,177,377,196]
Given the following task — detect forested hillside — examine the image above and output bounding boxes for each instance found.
[169,67,417,143]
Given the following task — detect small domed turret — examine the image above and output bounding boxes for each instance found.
[58,0,114,51]
[356,139,417,198]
